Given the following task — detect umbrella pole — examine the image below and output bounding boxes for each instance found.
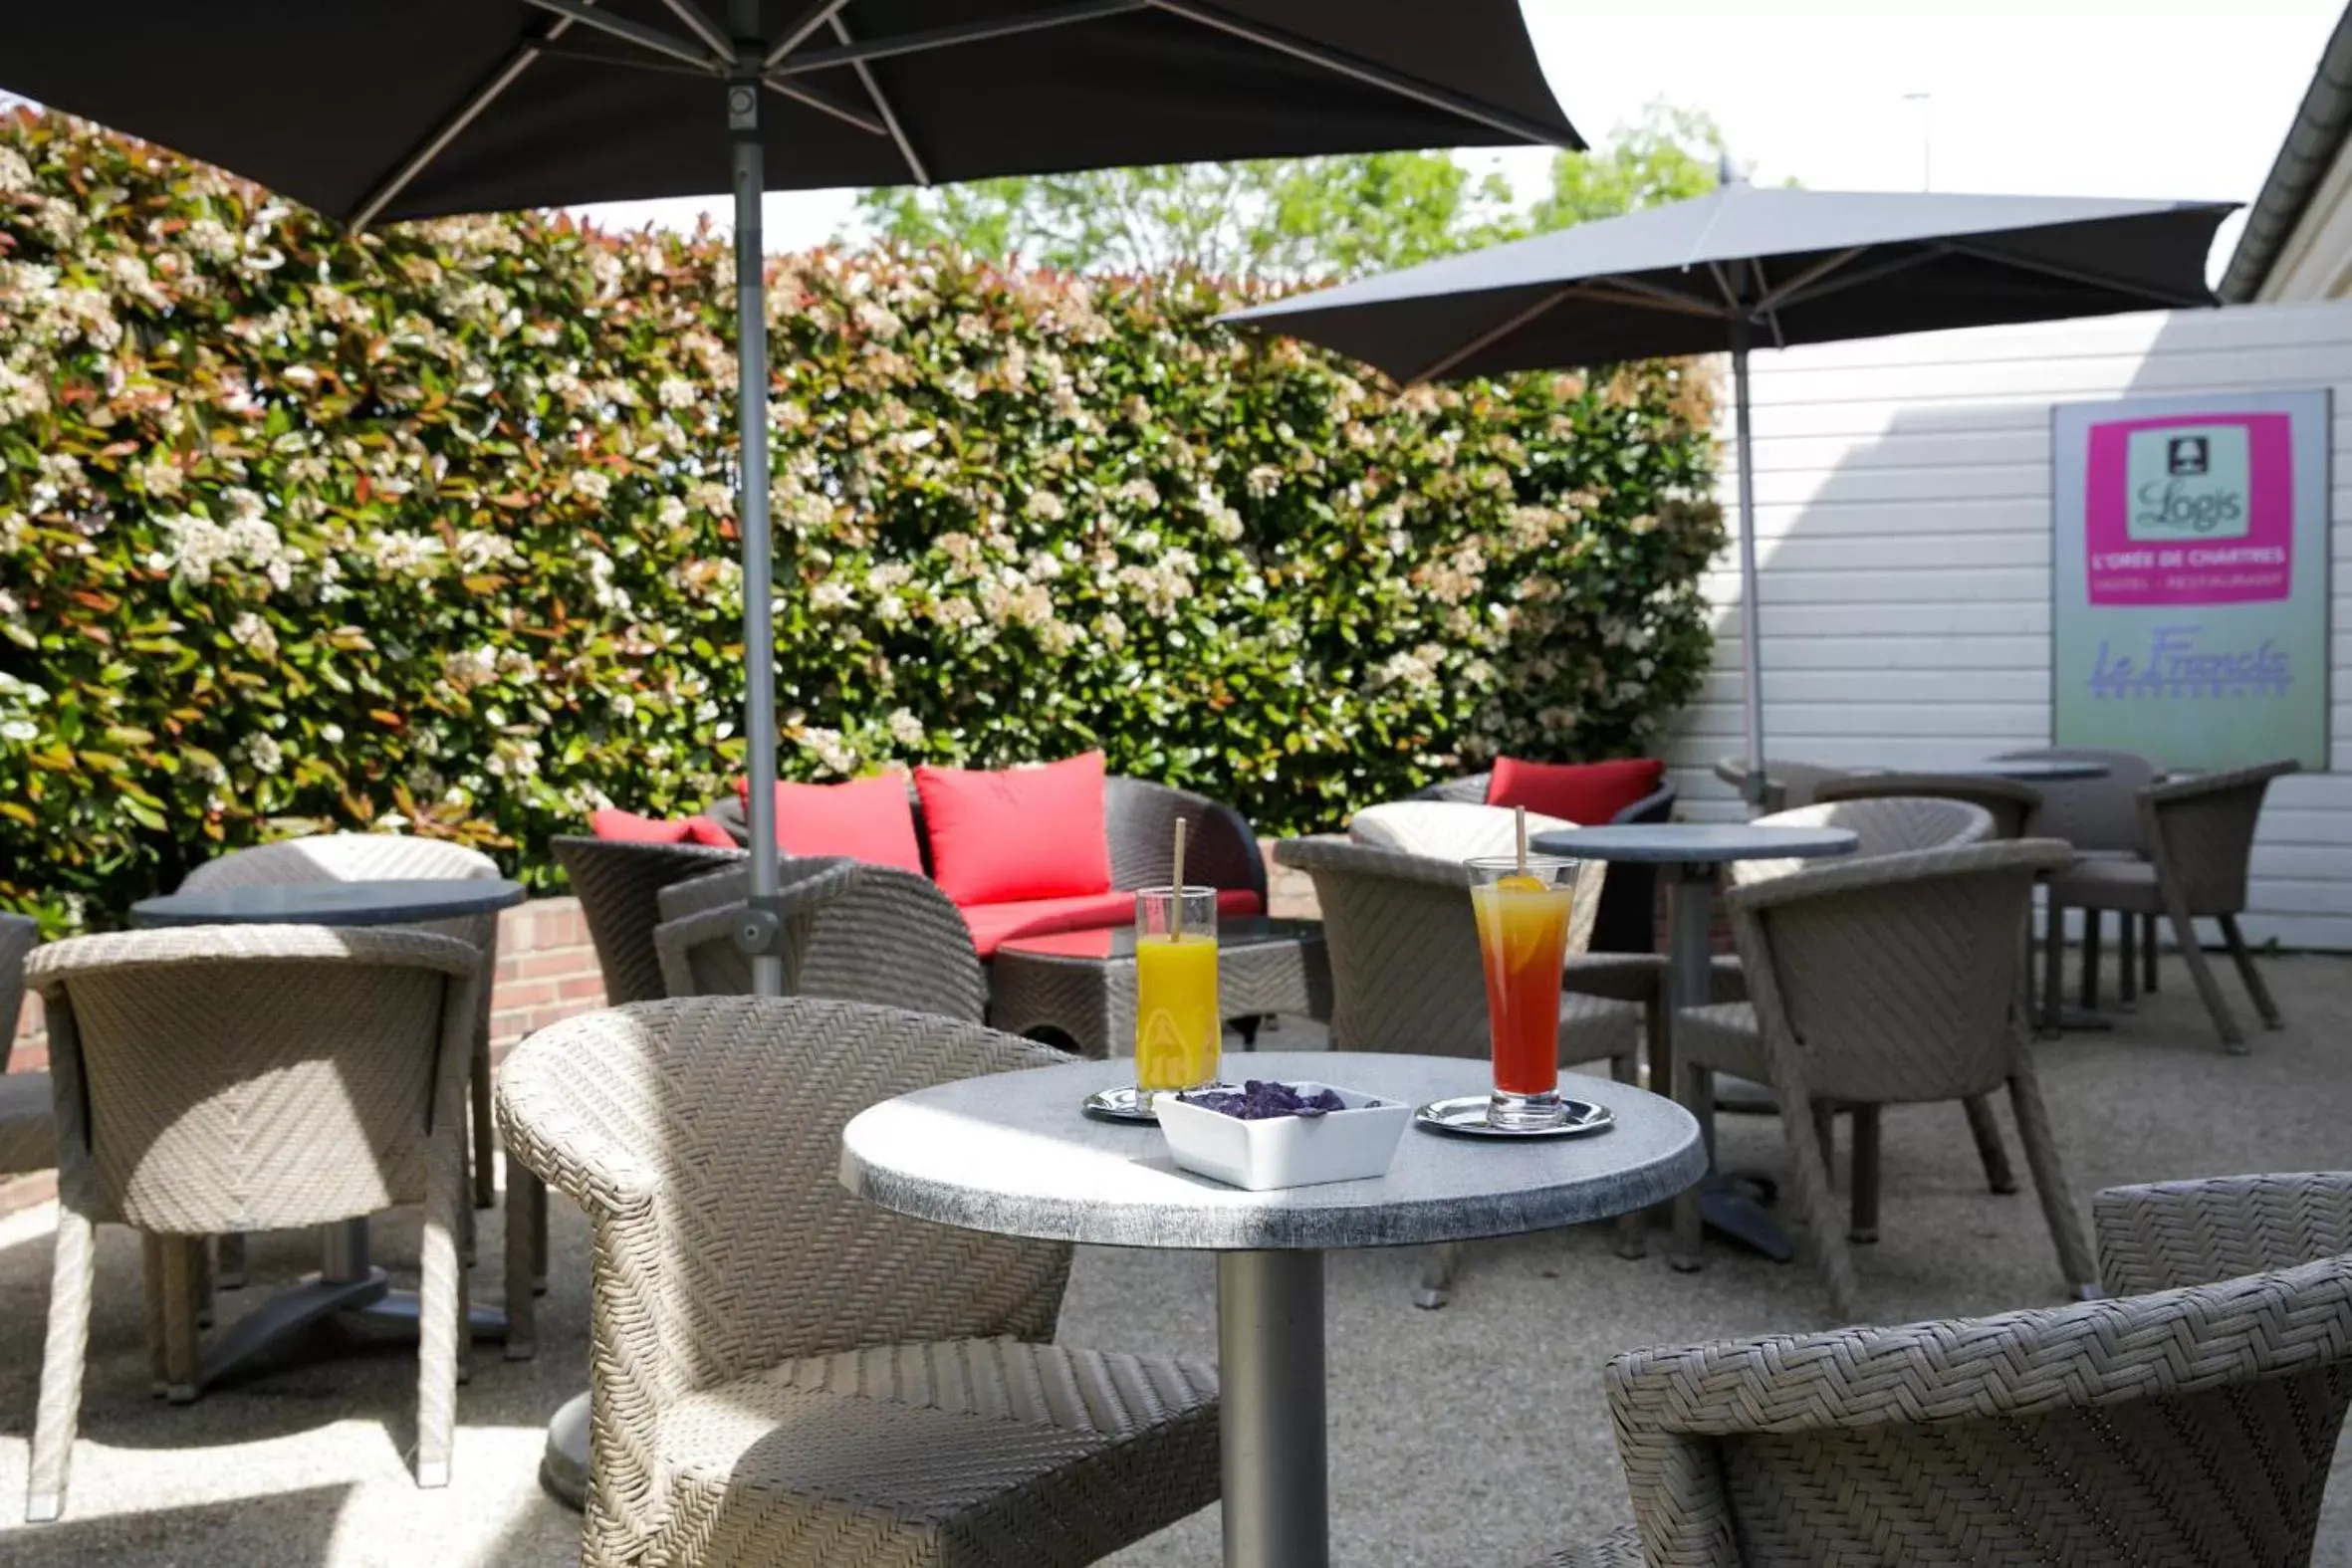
[1731,328,1766,809]
[727,12,784,998]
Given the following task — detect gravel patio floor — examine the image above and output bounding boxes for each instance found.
[1,950,2349,1566]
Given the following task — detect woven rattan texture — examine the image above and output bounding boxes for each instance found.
[494,997,1218,1568]
[26,924,481,1515]
[1101,777,1267,902]
[2095,1171,2352,1295]
[0,912,48,1176]
[1812,774,2042,840]
[987,931,1331,1059]
[1407,771,1676,956]
[1989,747,2161,854]
[554,836,747,1006]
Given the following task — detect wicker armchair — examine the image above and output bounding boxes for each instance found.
[25,925,481,1519]
[1410,771,1674,956]
[1991,746,2163,1007]
[651,860,987,1021]
[0,912,50,1178]
[1710,757,1852,815]
[1672,840,2094,1322]
[495,997,1220,1568]
[2045,759,2298,1052]
[1812,773,2042,840]
[1271,836,1645,1304]
[554,835,748,1006]
[1535,1172,2352,1568]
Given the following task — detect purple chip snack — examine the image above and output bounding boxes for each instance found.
[1178,1079,1369,1121]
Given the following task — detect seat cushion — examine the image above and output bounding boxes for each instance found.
[0,1070,55,1177]
[916,753,1112,904]
[964,890,1263,960]
[2048,855,2162,914]
[1349,800,1575,862]
[590,807,739,849]
[1487,757,1664,825]
[650,1339,1219,1568]
[742,773,926,873]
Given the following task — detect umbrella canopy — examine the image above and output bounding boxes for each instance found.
[1223,180,2238,801]
[0,1,1577,225]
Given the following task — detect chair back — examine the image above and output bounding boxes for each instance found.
[1,912,34,1073]
[1988,746,2161,855]
[652,860,986,1019]
[553,836,745,1005]
[1727,840,2067,1105]
[1812,774,2041,839]
[1607,1250,2352,1567]
[1103,777,1269,902]
[182,831,498,891]
[28,925,478,1233]
[1733,797,1993,887]
[1271,837,1604,1058]
[495,997,1072,1401]
[2146,760,2298,915]
[1713,757,1851,814]
[1406,770,1676,953]
[2096,1172,2352,1296]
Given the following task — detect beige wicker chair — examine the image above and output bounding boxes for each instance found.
[1270,837,1644,1304]
[1991,746,2163,1007]
[1535,1170,2352,1568]
[1672,840,2094,1321]
[25,925,481,1520]
[0,912,51,1178]
[1811,773,2042,840]
[2046,760,2297,1052]
[495,997,1220,1568]
[652,859,986,1021]
[1711,757,1851,814]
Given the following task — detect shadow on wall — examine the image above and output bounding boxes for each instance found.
[1662,301,2352,947]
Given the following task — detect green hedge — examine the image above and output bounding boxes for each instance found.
[0,111,1723,931]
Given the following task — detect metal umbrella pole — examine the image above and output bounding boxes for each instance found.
[1730,318,1766,809]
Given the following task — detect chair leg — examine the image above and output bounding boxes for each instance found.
[2040,897,2067,1035]
[1670,1061,1711,1273]
[159,1238,200,1404]
[2217,913,2283,1029]
[2143,913,2159,992]
[1963,1095,2017,1194]
[2118,913,2137,1008]
[1848,1105,1882,1243]
[2005,1064,2097,1297]
[470,1038,497,1211]
[1779,1079,1861,1322]
[504,1164,542,1361]
[214,1232,246,1291]
[1414,1242,1461,1310]
[140,1232,167,1396]
[2079,908,2101,1011]
[28,1207,99,1522]
[2167,903,2245,1052]
[415,1165,462,1488]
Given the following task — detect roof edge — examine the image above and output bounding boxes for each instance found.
[2221,2,2352,303]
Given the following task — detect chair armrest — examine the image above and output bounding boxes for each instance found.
[2145,759,2299,805]
[2096,1173,2352,1295]
[1272,835,1471,890]
[1561,952,1666,1003]
[1611,781,1677,825]
[494,1017,661,1221]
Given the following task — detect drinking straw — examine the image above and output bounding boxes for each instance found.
[1515,804,1528,877]
[1171,817,1189,940]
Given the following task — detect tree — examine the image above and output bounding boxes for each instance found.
[1527,103,1731,233]
[854,150,1514,281]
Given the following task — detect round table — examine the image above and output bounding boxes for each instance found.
[1848,759,2111,783]
[842,1050,1705,1568]
[126,875,525,1388]
[1531,822,1855,1261]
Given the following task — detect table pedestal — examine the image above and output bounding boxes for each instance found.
[1663,863,1796,1264]
[1218,1249,1326,1568]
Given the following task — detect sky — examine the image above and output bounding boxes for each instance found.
[576,0,2347,280]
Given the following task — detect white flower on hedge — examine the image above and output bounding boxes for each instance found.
[228,611,278,659]
[486,736,541,780]
[688,480,733,517]
[0,720,39,744]
[656,496,688,528]
[1244,464,1284,498]
[657,378,698,410]
[886,708,924,748]
[1374,647,1442,694]
[0,147,31,194]
[1097,612,1127,649]
[811,579,854,614]
[454,530,520,572]
[320,724,345,745]
[442,646,497,692]
[1023,489,1066,522]
[570,470,613,506]
[797,726,857,777]
[366,530,443,576]
[135,454,183,496]
[0,361,52,423]
[1115,477,1159,510]
[238,732,284,775]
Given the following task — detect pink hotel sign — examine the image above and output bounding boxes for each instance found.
[2082,411,2293,605]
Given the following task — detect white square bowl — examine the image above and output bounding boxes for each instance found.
[1155,1081,1412,1191]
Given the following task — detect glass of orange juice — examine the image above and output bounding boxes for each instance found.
[1467,855,1576,1131]
[1134,886,1220,1100]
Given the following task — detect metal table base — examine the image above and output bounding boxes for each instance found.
[1219,1249,1326,1567]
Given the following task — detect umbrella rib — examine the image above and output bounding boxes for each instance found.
[1576,276,1730,320]
[772,1,1145,77]
[1409,286,1575,383]
[1937,237,2213,309]
[655,0,738,62]
[1766,244,1944,311]
[518,0,725,72]
[760,77,890,137]
[1752,246,1868,314]
[824,12,933,183]
[352,13,581,227]
[539,40,728,78]
[1146,0,1580,149]
[765,1,856,69]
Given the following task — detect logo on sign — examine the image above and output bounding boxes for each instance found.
[2127,423,2248,540]
[2082,412,2292,605]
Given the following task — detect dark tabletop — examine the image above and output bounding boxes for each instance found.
[1850,760,2111,783]
[130,878,527,929]
[1532,822,1859,866]
[997,916,1324,964]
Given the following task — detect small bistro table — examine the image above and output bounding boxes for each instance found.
[1531,822,1856,1261]
[127,876,524,1384]
[990,916,1333,1058]
[1849,759,2112,784]
[841,1049,1705,1568]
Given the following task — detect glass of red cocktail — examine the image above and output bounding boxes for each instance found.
[1466,854,1576,1131]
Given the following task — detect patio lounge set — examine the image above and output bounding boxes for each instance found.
[2,738,2338,1567]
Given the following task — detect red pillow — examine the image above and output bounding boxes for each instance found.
[589,808,737,848]
[913,752,1111,904]
[740,772,925,872]
[1486,757,1665,825]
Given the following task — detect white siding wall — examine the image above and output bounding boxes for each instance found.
[1668,298,2352,948]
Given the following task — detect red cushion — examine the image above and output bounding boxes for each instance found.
[590,808,739,848]
[913,752,1111,904]
[739,773,925,872]
[682,816,739,849]
[962,888,1264,960]
[1486,757,1665,825]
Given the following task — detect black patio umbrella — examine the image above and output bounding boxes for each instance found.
[1,0,1574,983]
[1223,174,2238,801]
